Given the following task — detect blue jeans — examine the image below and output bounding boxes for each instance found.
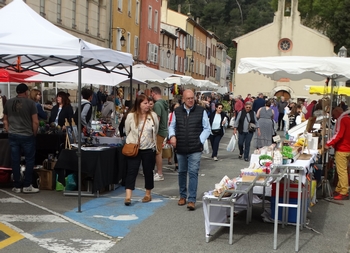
[238,132,254,160]
[176,152,202,203]
[209,134,223,157]
[8,133,36,188]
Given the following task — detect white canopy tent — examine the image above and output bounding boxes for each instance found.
[25,66,146,86]
[0,0,134,211]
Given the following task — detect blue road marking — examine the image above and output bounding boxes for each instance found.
[64,187,168,238]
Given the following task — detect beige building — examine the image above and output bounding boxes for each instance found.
[13,0,111,48]
[233,0,335,101]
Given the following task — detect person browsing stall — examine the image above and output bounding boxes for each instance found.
[29,88,51,121]
[209,103,229,161]
[124,94,159,206]
[3,83,39,193]
[49,91,74,129]
[324,107,350,200]
[150,86,168,182]
[233,101,260,161]
[168,89,211,211]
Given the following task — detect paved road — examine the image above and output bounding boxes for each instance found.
[1,130,350,252]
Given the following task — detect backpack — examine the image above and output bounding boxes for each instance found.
[73,102,92,128]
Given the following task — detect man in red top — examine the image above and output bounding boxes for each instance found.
[234,96,244,116]
[244,93,253,104]
[325,107,350,200]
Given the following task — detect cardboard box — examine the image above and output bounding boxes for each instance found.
[36,169,56,190]
[242,175,265,182]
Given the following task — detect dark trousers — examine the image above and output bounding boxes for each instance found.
[278,113,285,130]
[238,132,254,160]
[8,134,36,188]
[125,148,156,190]
[209,134,223,157]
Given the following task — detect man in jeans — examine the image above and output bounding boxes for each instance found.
[3,83,39,193]
[169,89,211,210]
[151,86,168,181]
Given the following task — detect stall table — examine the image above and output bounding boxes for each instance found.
[54,146,126,195]
[203,180,256,244]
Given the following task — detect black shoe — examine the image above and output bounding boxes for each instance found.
[277,128,280,131]
[244,158,249,162]
[238,155,242,159]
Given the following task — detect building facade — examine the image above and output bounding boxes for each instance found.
[233,0,335,100]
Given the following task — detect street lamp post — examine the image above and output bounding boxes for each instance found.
[110,27,126,48]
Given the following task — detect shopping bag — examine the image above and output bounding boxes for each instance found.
[162,143,172,158]
[226,134,237,152]
[203,139,210,154]
[229,117,235,127]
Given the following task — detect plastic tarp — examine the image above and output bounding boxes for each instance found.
[0,69,38,82]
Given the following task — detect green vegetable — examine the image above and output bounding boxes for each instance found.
[282,146,293,159]
[259,155,273,161]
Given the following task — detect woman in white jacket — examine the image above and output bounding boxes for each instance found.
[124,94,159,206]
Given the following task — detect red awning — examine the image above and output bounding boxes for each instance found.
[0,68,38,82]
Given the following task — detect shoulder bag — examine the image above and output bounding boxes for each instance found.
[122,118,147,157]
[246,115,256,133]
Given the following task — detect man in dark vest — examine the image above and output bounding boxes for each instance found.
[168,89,211,211]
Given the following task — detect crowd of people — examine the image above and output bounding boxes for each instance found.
[3,83,350,205]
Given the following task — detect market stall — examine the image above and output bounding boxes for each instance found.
[0,0,133,211]
[203,138,318,251]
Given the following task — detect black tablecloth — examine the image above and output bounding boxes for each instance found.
[0,133,65,167]
[54,146,126,193]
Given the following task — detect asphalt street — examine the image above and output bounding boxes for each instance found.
[1,130,350,253]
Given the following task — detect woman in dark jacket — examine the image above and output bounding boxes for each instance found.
[233,101,260,161]
[49,91,74,128]
[209,103,229,161]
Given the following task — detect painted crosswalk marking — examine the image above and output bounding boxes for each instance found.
[2,222,115,253]
[0,222,24,250]
[1,215,68,223]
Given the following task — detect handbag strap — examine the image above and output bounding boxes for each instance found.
[137,117,147,145]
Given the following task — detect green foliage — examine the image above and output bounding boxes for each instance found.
[168,0,350,60]
[221,100,231,112]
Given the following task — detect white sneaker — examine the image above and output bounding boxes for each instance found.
[154,173,164,181]
[12,187,21,193]
[22,185,40,194]
[213,157,218,161]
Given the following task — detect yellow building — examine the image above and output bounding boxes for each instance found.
[111,0,141,56]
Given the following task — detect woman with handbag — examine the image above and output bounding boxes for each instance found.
[233,101,260,162]
[123,94,159,206]
[209,103,229,161]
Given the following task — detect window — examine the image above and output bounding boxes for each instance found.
[154,11,158,32]
[118,0,122,11]
[134,36,139,58]
[85,1,89,33]
[116,29,123,51]
[278,38,293,52]
[57,0,62,23]
[147,43,152,62]
[72,0,76,29]
[135,1,140,24]
[160,50,164,67]
[40,0,45,17]
[175,56,178,71]
[127,32,131,53]
[148,6,152,29]
[153,45,158,63]
[128,0,132,16]
[97,0,102,37]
